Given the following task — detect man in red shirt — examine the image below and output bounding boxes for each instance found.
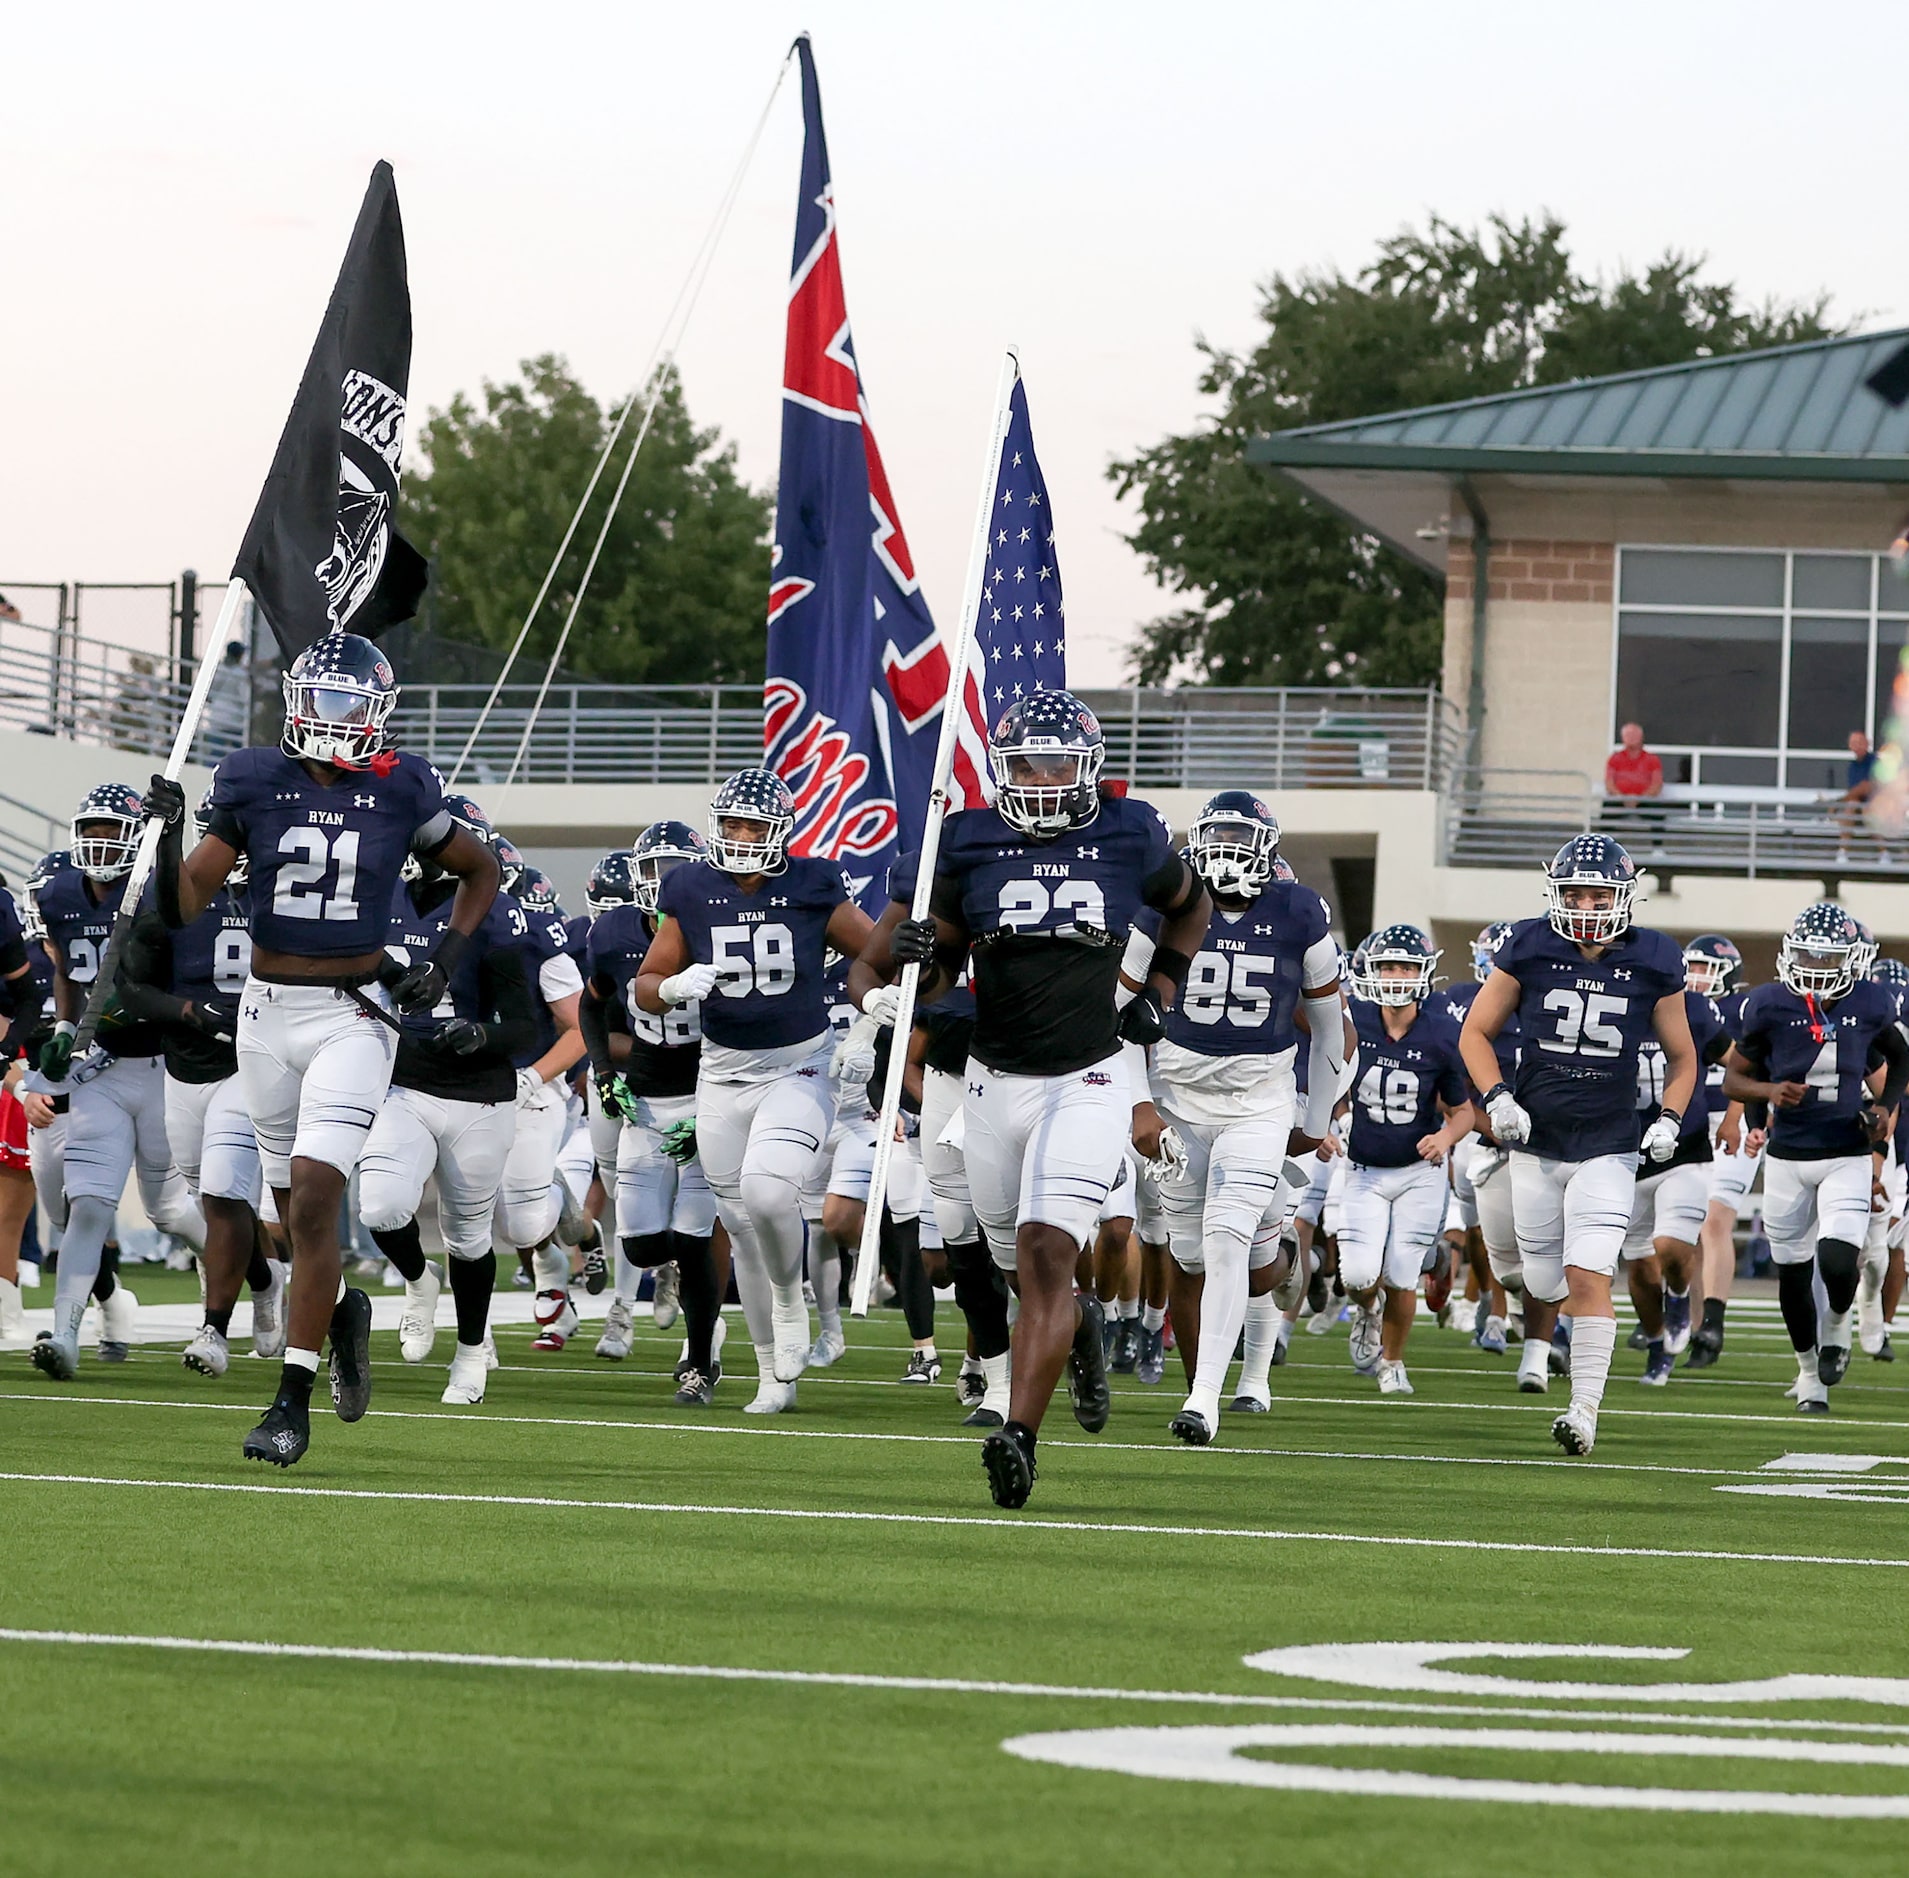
[1604,722,1665,845]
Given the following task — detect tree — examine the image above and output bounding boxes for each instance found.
[400,356,773,685]
[1111,214,1838,688]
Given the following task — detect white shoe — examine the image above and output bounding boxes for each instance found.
[651,1262,681,1330]
[809,1325,847,1368]
[531,1289,579,1352]
[250,1259,288,1359]
[1551,1404,1597,1454]
[1348,1301,1383,1374]
[399,1263,443,1364]
[1304,1303,1340,1337]
[441,1342,489,1405]
[99,1285,138,1360]
[596,1297,635,1360]
[482,1333,499,1371]
[771,1285,810,1384]
[181,1324,229,1377]
[1795,1373,1830,1413]
[1516,1348,1550,1395]
[0,1279,29,1350]
[1377,1359,1413,1396]
[744,1376,797,1415]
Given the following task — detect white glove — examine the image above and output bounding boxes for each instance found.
[1641,1112,1682,1164]
[660,961,720,1006]
[831,1013,880,1089]
[1141,1124,1189,1185]
[516,1067,548,1109]
[1486,1090,1531,1147]
[860,983,903,1027]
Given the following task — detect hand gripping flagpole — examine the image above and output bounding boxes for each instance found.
[850,351,1019,1319]
[70,576,250,1054]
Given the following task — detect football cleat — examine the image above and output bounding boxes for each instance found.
[1348,1301,1383,1374]
[579,1230,608,1297]
[595,1297,635,1361]
[955,1358,987,1408]
[1228,1392,1271,1414]
[1066,1294,1112,1433]
[98,1284,138,1361]
[243,1396,311,1466]
[440,1342,489,1406]
[31,1331,78,1382]
[1547,1336,1571,1378]
[770,1285,810,1384]
[673,1366,718,1408]
[1377,1360,1414,1396]
[250,1259,288,1359]
[1168,1406,1214,1446]
[1626,1323,1650,1351]
[806,1326,846,1368]
[181,1325,229,1378]
[1684,1327,1722,1369]
[1795,1374,1830,1413]
[530,1289,579,1352]
[1662,1290,1692,1354]
[675,1315,728,1380]
[0,1283,28,1351]
[1550,1406,1597,1455]
[743,1376,796,1415]
[1879,1332,1896,1363]
[651,1261,681,1330]
[1134,1324,1166,1385]
[1640,1346,1673,1387]
[1818,1342,1852,1388]
[327,1286,374,1421]
[554,1178,589,1248]
[900,1349,942,1385]
[398,1263,443,1364]
[981,1426,1037,1508]
[1477,1317,1509,1356]
[963,1403,1005,1429]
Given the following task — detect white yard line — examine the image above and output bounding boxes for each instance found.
[1,1468,1906,1569]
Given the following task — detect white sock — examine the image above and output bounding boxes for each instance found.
[1823,1307,1853,1349]
[813,1245,842,1338]
[285,1346,321,1373]
[1274,1316,1294,1353]
[532,1247,568,1293]
[613,1249,642,1308]
[1141,1302,1166,1333]
[1568,1315,1617,1416]
[1191,1224,1252,1405]
[1797,1346,1821,1381]
[980,1350,1010,1408]
[1117,1296,1140,1321]
[1238,1292,1280,1399]
[0,1277,20,1316]
[1518,1338,1548,1383]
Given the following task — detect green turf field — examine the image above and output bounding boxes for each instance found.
[5,1293,1909,1875]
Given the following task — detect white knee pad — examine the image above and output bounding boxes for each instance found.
[1522,1248,1567,1305]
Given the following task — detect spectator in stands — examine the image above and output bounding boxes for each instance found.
[0,595,20,622]
[1603,722,1665,845]
[1837,728,1879,853]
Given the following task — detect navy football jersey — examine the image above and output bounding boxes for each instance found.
[588,901,701,1099]
[1494,917,1685,1160]
[503,896,580,1071]
[656,856,850,1053]
[1700,986,1751,1117]
[916,795,1181,1077]
[1442,974,1523,1098]
[37,866,166,1059]
[1634,989,1723,1169]
[384,880,528,1104]
[1347,1000,1468,1168]
[1150,882,1331,1059]
[205,746,451,960]
[163,889,254,1082]
[1736,979,1900,1160]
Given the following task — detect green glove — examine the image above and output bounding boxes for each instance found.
[660,1117,698,1166]
[39,1023,76,1083]
[596,1069,641,1124]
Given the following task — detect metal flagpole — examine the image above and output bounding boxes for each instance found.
[71,576,249,1053]
[850,350,1019,1318]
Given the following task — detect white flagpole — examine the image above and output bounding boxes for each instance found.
[850,350,1018,1319]
[71,576,249,1052]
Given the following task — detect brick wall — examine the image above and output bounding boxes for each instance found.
[1446,539,1614,606]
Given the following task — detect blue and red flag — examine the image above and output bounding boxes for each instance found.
[764,35,968,898]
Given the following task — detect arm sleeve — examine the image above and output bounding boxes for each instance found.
[1875,1021,1909,1116]
[578,984,619,1079]
[1301,932,1339,992]
[112,913,190,1027]
[1303,991,1349,1136]
[474,947,540,1062]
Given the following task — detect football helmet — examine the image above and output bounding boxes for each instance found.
[21,849,64,943]
[1348,923,1441,1007]
[632,821,709,912]
[708,769,795,876]
[1872,955,1909,994]
[280,632,398,769]
[493,837,528,897]
[1777,900,1864,1001]
[585,849,638,919]
[1471,919,1515,982]
[1851,916,1880,980]
[1544,834,1638,946]
[195,788,248,890]
[518,866,561,914]
[70,782,144,882]
[1270,856,1297,884]
[1187,790,1281,899]
[987,690,1104,839]
[1681,932,1743,999]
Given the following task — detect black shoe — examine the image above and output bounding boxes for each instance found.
[1228,1394,1270,1414]
[580,1231,608,1297]
[962,1404,1004,1429]
[1306,1267,1329,1316]
[900,1350,942,1385]
[955,1365,987,1408]
[327,1285,374,1423]
[1819,1343,1851,1388]
[1270,1337,1289,1368]
[1110,1318,1140,1374]
[1626,1323,1650,1351]
[1169,1407,1213,1446]
[1547,1339,1570,1377]
[1067,1295,1111,1433]
[981,1426,1035,1508]
[1878,1332,1895,1364]
[673,1367,717,1407]
[243,1397,311,1467]
[1683,1328,1722,1369]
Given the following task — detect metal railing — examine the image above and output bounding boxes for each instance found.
[1444,771,1909,878]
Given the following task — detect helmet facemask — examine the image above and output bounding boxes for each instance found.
[990,741,1102,840]
[1546,878,1634,946]
[70,810,140,883]
[281,672,394,768]
[1778,935,1857,1000]
[1350,935,1439,1007]
[1188,813,1276,900]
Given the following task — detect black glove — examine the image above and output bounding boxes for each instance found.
[891,917,939,966]
[390,958,448,1015]
[1861,1101,1890,1147]
[184,999,236,1044]
[142,774,186,828]
[1119,985,1167,1046]
[435,1017,489,1055]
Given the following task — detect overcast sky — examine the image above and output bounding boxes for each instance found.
[5,0,1904,681]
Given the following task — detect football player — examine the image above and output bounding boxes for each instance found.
[1126,792,1340,1445]
[1862,954,1909,1360]
[1459,836,1695,1456]
[635,775,866,1413]
[582,820,725,1404]
[30,783,206,1381]
[1681,933,1749,1368]
[1722,902,1909,1410]
[850,692,1213,1507]
[146,632,500,1466]
[0,874,41,1349]
[356,793,538,1405]
[1336,925,1473,1397]
[116,802,285,1377]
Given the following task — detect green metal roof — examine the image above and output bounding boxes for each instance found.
[1247,327,1909,483]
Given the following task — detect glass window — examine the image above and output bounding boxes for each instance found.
[1883,566,1909,618]
[1696,754,1778,786]
[1792,555,1871,611]
[1785,756,1844,790]
[1878,620,1909,736]
[1618,549,1784,609]
[1614,612,1781,749]
[1786,616,1871,751]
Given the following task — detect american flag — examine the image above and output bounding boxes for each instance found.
[947,371,1067,807]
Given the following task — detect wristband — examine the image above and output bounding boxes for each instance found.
[1481,1081,1510,1107]
[1151,946,1194,991]
[52,1020,76,1041]
[1657,1107,1682,1128]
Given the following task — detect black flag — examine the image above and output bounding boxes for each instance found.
[234,160,429,658]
